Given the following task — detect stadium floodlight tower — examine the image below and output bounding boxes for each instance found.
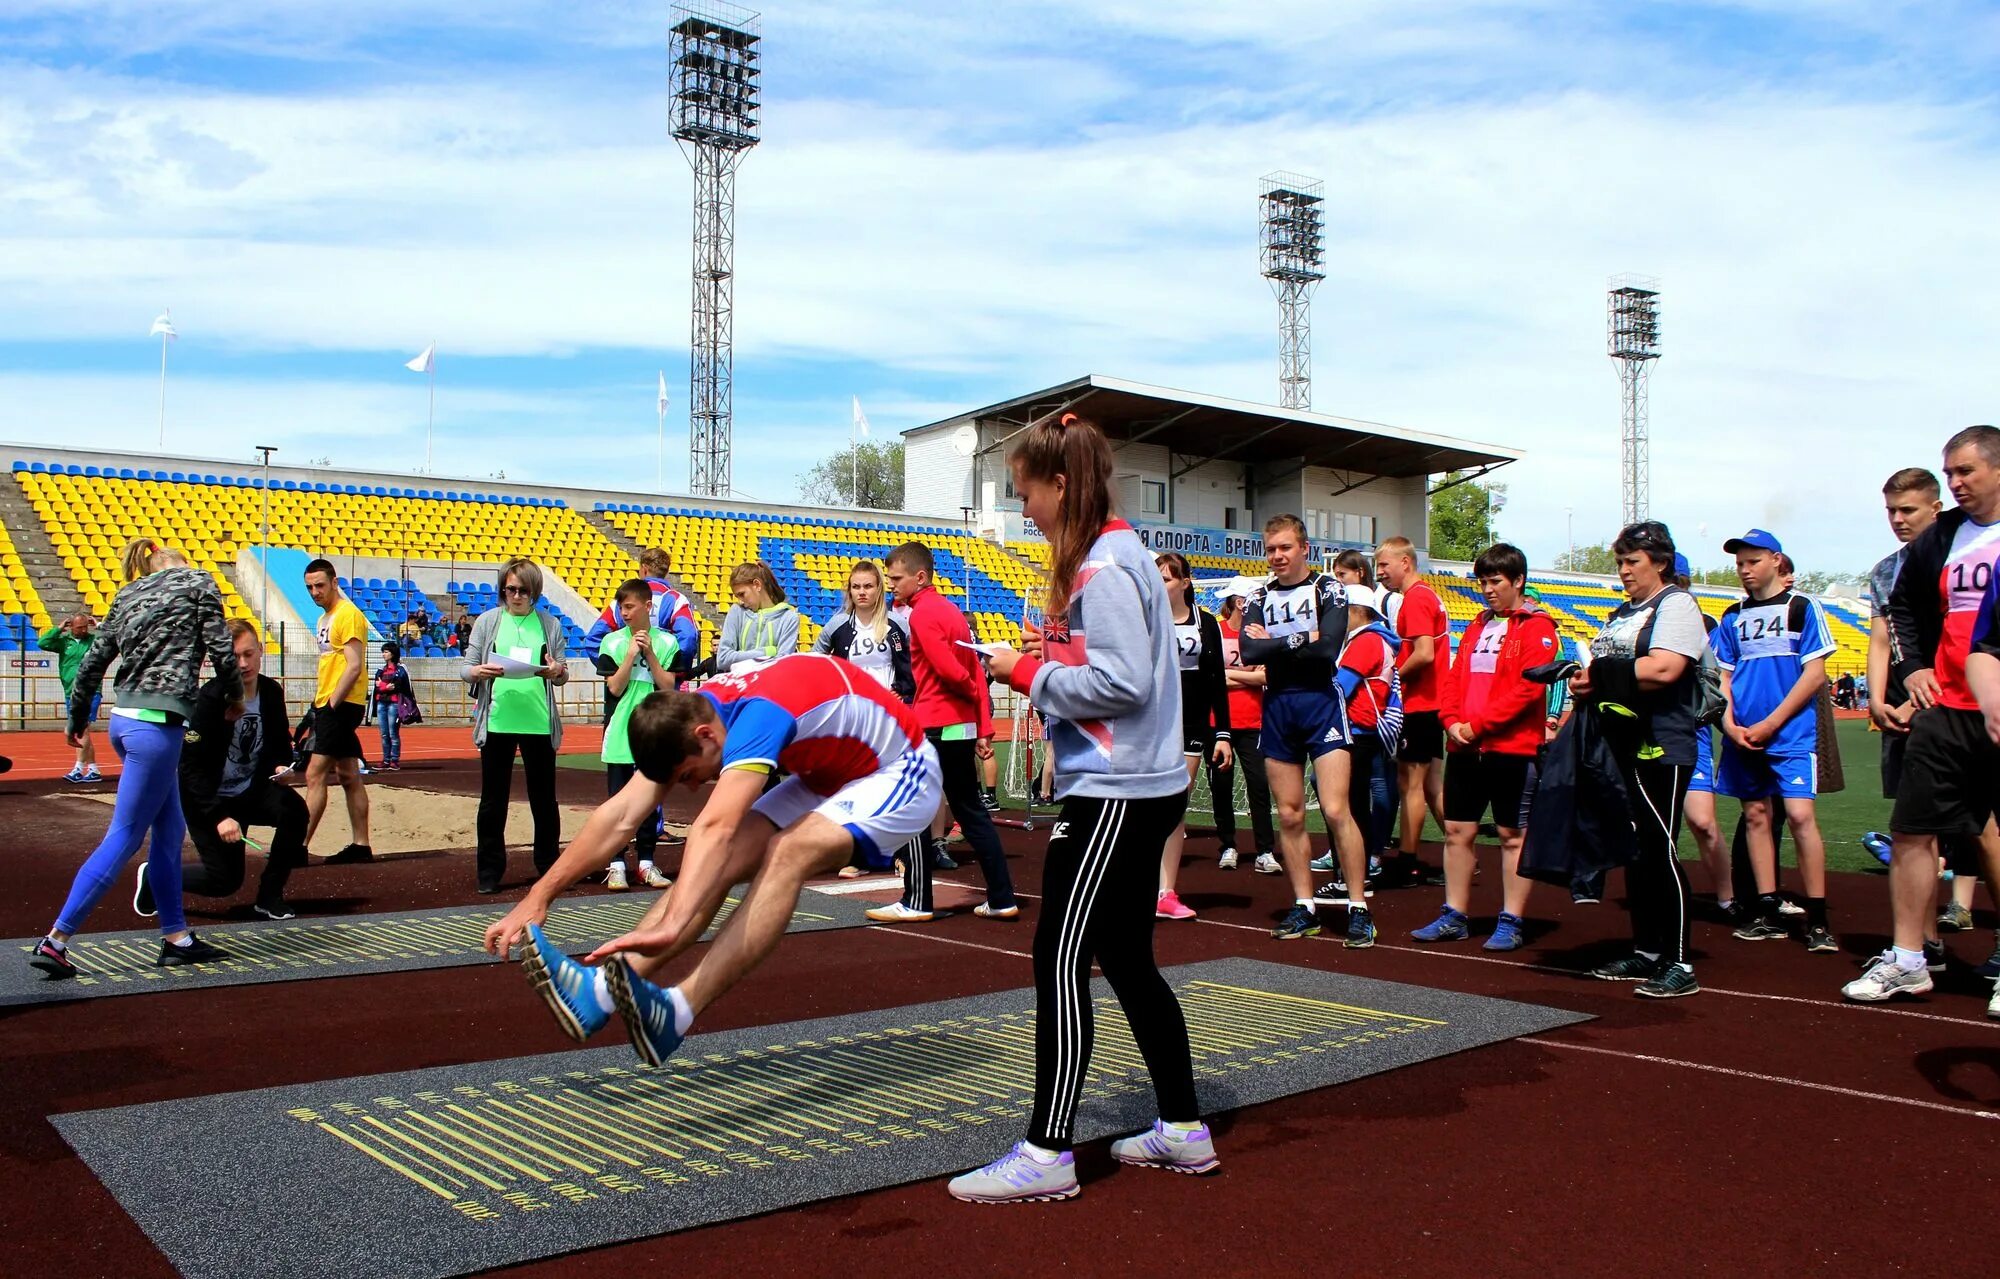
[1608,274,1662,525]
[670,1,762,498]
[1259,171,1326,410]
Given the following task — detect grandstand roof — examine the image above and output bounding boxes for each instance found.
[904,375,1521,479]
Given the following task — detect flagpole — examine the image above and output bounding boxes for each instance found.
[657,401,665,493]
[157,330,169,448]
[425,340,435,474]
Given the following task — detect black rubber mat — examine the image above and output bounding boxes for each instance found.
[1,887,874,1007]
[54,958,1589,1279]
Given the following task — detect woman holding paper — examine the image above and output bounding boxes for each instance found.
[462,558,569,893]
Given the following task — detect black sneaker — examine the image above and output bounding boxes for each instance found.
[29,937,76,979]
[1925,938,1948,973]
[1345,907,1377,949]
[1733,917,1789,942]
[1714,899,1746,927]
[1803,925,1838,953]
[929,840,958,872]
[132,862,157,918]
[157,933,232,967]
[1978,942,2000,980]
[1591,954,1659,981]
[1635,964,1700,998]
[253,901,297,921]
[323,843,374,865]
[980,791,1002,813]
[1271,903,1321,940]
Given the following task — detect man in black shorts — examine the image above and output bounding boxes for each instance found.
[303,558,373,863]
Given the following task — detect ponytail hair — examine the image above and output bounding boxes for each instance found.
[1008,410,1115,619]
[119,536,161,582]
[845,560,889,645]
[1154,551,1195,611]
[730,560,785,607]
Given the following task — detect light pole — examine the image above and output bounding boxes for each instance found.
[1565,506,1574,569]
[256,445,276,652]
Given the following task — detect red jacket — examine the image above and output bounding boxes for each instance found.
[1440,605,1559,757]
[903,584,993,736]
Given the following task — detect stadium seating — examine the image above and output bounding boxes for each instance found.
[442,581,589,657]
[339,577,454,657]
[599,505,1046,647]
[0,512,49,651]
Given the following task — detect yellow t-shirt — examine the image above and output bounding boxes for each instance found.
[315,598,370,708]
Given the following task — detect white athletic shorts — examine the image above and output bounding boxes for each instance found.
[750,740,943,864]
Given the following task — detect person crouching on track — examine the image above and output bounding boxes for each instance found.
[149,619,310,921]
[30,538,239,978]
[1153,551,1231,921]
[595,578,681,892]
[1413,543,1556,952]
[480,652,943,1065]
[945,409,1213,1204]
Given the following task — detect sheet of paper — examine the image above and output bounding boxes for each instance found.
[488,650,541,677]
[954,640,1012,657]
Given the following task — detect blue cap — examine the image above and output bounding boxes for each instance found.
[1723,528,1783,555]
[1672,552,1691,578]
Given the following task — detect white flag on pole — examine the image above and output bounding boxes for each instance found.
[149,312,177,341]
[852,395,871,438]
[658,371,669,415]
[405,344,435,374]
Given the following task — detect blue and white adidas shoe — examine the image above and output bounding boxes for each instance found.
[520,923,608,1042]
[603,956,685,1067]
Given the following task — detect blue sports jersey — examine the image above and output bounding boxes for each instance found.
[1711,589,1836,755]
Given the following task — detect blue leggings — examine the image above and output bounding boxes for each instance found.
[55,717,189,937]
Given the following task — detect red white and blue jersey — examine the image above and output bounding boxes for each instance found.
[700,653,925,796]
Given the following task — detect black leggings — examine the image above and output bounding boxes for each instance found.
[1029,792,1200,1150]
[1623,759,1693,966]
[182,783,309,908]
[901,735,1017,910]
[478,732,560,888]
[1208,733,1274,855]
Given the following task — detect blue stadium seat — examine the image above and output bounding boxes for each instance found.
[29,461,46,473]
[82,466,100,477]
[118,468,135,479]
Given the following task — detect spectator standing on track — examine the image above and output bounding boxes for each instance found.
[949,409,1212,1202]
[1415,543,1556,951]
[868,541,1019,923]
[39,611,102,783]
[1242,515,1372,945]
[1571,521,1708,999]
[1317,584,1403,905]
[462,558,570,894]
[372,643,415,772]
[1152,552,1231,922]
[1211,578,1274,873]
[1714,531,1838,952]
[583,548,700,688]
[596,578,680,892]
[815,559,914,875]
[1376,535,1450,887]
[29,538,238,978]
[715,562,799,673]
[1330,549,1397,869]
[1848,425,2000,1003]
[302,558,373,864]
[1962,575,2000,1019]
[162,619,309,921]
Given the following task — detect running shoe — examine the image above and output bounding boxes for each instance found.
[1109,1121,1220,1175]
[1570,879,1603,906]
[837,865,866,879]
[1861,831,1892,866]
[1732,918,1789,942]
[1925,938,1947,973]
[253,901,297,921]
[520,922,608,1042]
[658,821,690,846]
[1804,925,1839,954]
[1271,903,1320,940]
[1330,863,1379,898]
[640,865,673,889]
[930,840,959,872]
[133,862,156,918]
[1345,907,1377,949]
[1591,954,1658,981]
[973,902,1020,920]
[603,957,684,1068]
[1978,942,2000,980]
[981,791,1002,813]
[1776,897,1805,917]
[1636,964,1699,999]
[157,934,231,967]
[949,1143,1080,1204]
[604,862,630,892]
[82,768,104,783]
[323,843,374,864]
[1253,853,1283,876]
[1310,851,1336,872]
[1988,981,2000,1022]
[1217,848,1238,871]
[1938,901,1974,932]
[1484,912,1525,952]
[1409,907,1469,943]
[62,766,86,784]
[1842,953,1933,1002]
[1156,891,1196,921]
[865,902,935,923]
[29,937,75,979]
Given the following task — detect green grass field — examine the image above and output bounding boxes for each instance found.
[560,716,1896,875]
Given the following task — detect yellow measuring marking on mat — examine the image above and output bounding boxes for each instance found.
[1182,981,1450,1028]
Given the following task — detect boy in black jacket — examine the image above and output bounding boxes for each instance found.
[173,620,309,919]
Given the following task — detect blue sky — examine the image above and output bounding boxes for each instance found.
[1,0,1996,574]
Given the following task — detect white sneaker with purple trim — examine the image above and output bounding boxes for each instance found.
[1109,1120,1221,1174]
[948,1142,1079,1203]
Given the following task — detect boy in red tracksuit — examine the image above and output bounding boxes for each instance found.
[870,541,1019,921]
[1411,544,1558,951]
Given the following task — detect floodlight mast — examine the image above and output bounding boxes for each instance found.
[671,1,762,498]
[1259,172,1326,410]
[1608,274,1662,525]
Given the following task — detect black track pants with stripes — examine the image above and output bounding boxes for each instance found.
[1622,759,1693,966]
[1028,792,1201,1150]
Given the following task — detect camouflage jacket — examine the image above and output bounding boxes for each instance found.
[70,567,240,732]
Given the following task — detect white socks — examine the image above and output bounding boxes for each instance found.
[591,969,616,1014]
[667,986,694,1037]
[1019,1140,1062,1163]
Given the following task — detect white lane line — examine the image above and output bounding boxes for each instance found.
[1521,1037,2000,1121]
[865,925,1033,960]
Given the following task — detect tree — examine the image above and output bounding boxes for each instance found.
[1552,543,1617,575]
[1428,471,1507,562]
[800,441,904,510]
